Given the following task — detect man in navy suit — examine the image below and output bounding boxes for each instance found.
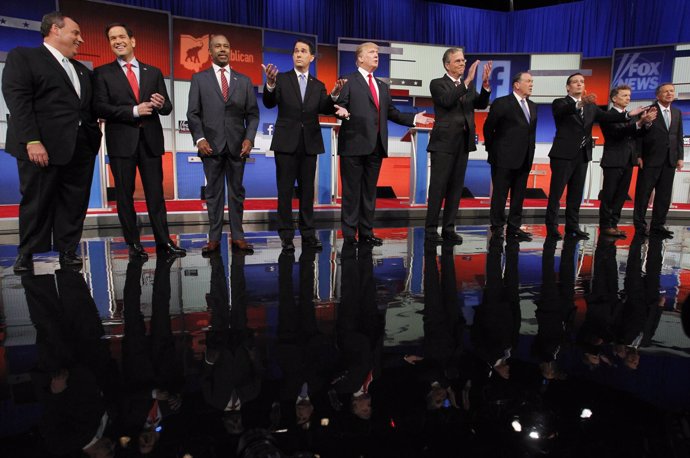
[262,40,346,252]
[634,83,685,239]
[425,48,491,244]
[94,23,185,259]
[2,12,102,273]
[187,34,260,254]
[484,72,536,241]
[335,42,431,246]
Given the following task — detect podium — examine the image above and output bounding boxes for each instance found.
[401,126,433,205]
[317,122,340,205]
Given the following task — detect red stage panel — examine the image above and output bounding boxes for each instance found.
[317,44,338,92]
[172,17,262,84]
[107,152,175,200]
[60,0,171,74]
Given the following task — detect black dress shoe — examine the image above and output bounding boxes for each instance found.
[568,228,590,239]
[13,253,33,273]
[362,235,383,246]
[59,251,83,267]
[425,232,444,244]
[507,228,532,241]
[302,236,323,250]
[128,243,148,260]
[442,232,463,244]
[344,236,358,245]
[650,227,674,239]
[157,241,187,257]
[281,238,295,253]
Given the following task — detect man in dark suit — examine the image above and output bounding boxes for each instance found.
[335,42,430,246]
[94,23,185,259]
[2,12,102,273]
[545,73,644,240]
[598,85,656,238]
[484,71,536,241]
[262,40,346,252]
[187,34,260,254]
[634,83,685,239]
[425,48,491,244]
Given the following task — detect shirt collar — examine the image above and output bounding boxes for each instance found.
[612,105,625,113]
[446,73,461,84]
[358,66,374,80]
[658,102,671,110]
[569,95,580,103]
[117,56,139,68]
[43,42,69,62]
[294,68,309,79]
[513,91,528,103]
[212,63,230,75]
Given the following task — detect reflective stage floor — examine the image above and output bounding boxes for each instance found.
[1,220,690,457]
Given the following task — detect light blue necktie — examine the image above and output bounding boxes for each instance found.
[520,98,530,123]
[663,109,671,129]
[62,57,78,96]
[299,73,307,101]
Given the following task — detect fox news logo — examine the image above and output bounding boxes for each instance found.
[612,51,669,93]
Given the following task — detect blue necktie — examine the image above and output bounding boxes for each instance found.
[520,98,530,122]
[299,73,307,101]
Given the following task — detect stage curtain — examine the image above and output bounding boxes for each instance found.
[100,0,690,57]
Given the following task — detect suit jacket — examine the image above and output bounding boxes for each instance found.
[335,70,416,157]
[639,102,684,167]
[93,59,172,157]
[600,108,644,168]
[483,94,537,169]
[2,46,101,165]
[187,67,259,156]
[549,96,626,161]
[427,75,490,154]
[263,71,335,155]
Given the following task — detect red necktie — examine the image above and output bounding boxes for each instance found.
[220,68,229,102]
[125,63,139,102]
[367,73,379,111]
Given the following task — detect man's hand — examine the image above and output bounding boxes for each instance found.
[334,104,350,119]
[261,63,278,87]
[137,101,154,116]
[197,139,213,156]
[464,60,480,88]
[637,157,643,169]
[677,159,684,171]
[481,61,493,90]
[50,369,69,394]
[628,105,650,117]
[240,139,252,158]
[330,78,347,97]
[415,111,434,125]
[580,93,597,106]
[27,142,49,167]
[150,93,165,110]
[639,107,657,124]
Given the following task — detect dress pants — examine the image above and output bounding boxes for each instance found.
[425,144,469,235]
[16,126,96,254]
[109,133,170,245]
[633,165,675,230]
[599,165,632,229]
[545,156,588,232]
[275,135,317,240]
[202,147,246,241]
[489,162,530,232]
[340,147,383,238]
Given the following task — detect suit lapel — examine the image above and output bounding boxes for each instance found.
[39,46,79,99]
[303,75,318,106]
[355,72,377,109]
[226,69,239,104]
[139,61,150,101]
[205,67,225,102]
[71,60,88,103]
[287,71,303,106]
[112,60,138,102]
[510,95,529,125]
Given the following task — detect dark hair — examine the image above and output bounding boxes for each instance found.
[609,84,632,102]
[294,39,315,55]
[512,72,530,86]
[40,11,72,37]
[655,82,674,95]
[104,22,134,38]
[566,72,584,85]
[442,47,463,65]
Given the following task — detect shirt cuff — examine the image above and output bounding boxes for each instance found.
[266,82,275,92]
[196,137,206,147]
[133,105,140,118]
[27,141,41,145]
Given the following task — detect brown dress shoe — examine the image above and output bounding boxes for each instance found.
[232,239,254,254]
[202,241,220,255]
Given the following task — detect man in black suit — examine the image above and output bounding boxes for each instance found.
[187,34,260,254]
[335,42,431,246]
[484,72,536,241]
[544,73,644,240]
[598,85,656,238]
[2,12,102,272]
[425,48,491,244]
[94,23,185,259]
[262,40,346,252]
[634,83,685,239]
